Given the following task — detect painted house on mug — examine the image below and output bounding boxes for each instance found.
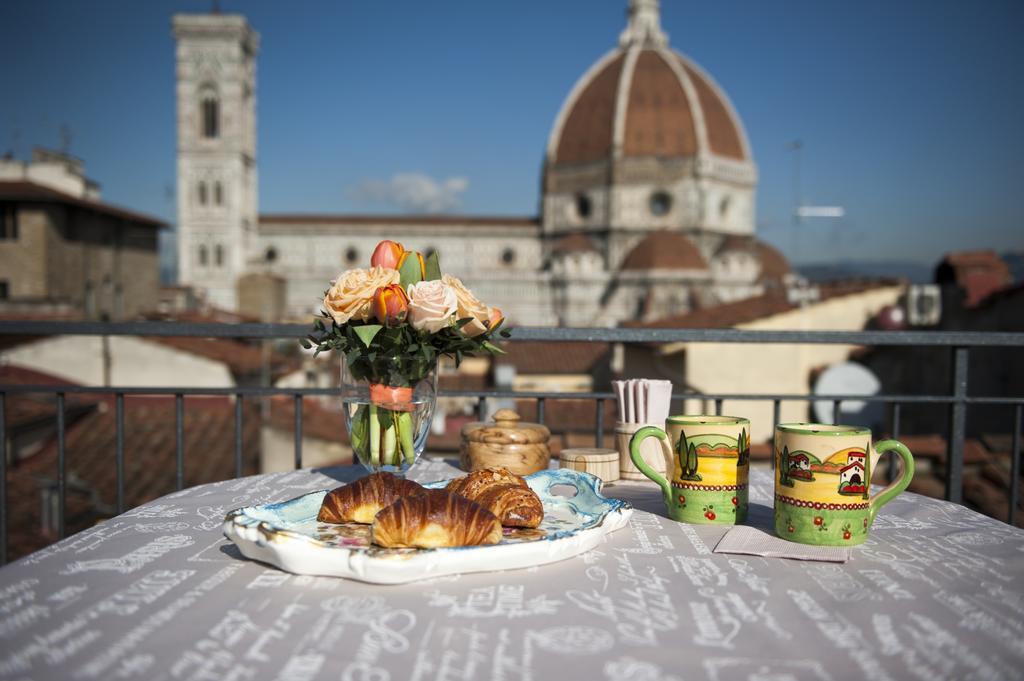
[838,451,867,494]
[172,0,791,327]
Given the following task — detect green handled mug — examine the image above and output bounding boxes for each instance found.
[774,423,914,546]
[629,415,750,524]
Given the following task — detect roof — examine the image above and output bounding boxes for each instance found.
[549,47,749,166]
[936,250,1012,308]
[715,237,791,283]
[5,396,261,560]
[495,341,611,375]
[260,214,539,228]
[789,453,809,461]
[0,180,166,228]
[551,232,599,255]
[149,336,293,379]
[0,366,97,431]
[627,280,902,329]
[620,231,707,271]
[840,461,865,473]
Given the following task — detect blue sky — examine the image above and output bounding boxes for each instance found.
[1,0,1021,266]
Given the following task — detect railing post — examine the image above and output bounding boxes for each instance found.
[175,394,184,491]
[536,397,546,425]
[1010,405,1021,526]
[294,394,303,470]
[832,399,842,425]
[947,347,968,503]
[595,398,604,448]
[116,393,125,514]
[888,403,901,483]
[0,392,6,566]
[235,394,244,478]
[477,397,486,422]
[771,399,781,470]
[57,393,66,539]
[714,399,723,416]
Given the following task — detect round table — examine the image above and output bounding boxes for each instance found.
[1,460,1023,681]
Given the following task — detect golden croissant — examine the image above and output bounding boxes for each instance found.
[317,472,424,524]
[371,489,503,548]
[447,468,543,528]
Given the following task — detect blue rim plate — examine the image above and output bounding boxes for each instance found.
[223,469,633,584]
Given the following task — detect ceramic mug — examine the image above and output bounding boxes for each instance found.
[629,415,750,524]
[774,423,914,546]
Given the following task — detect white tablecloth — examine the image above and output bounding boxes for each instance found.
[1,460,1023,681]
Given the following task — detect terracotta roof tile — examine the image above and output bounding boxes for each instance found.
[551,233,599,255]
[496,341,611,375]
[555,53,626,164]
[624,51,697,157]
[936,250,1012,307]
[627,280,901,329]
[678,60,744,160]
[6,396,261,560]
[620,231,707,271]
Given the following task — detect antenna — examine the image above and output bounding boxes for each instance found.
[59,124,73,155]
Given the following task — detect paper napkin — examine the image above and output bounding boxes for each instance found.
[714,525,850,563]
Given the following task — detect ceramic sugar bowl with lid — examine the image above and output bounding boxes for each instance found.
[460,408,551,475]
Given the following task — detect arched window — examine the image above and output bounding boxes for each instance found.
[198,245,208,266]
[214,181,223,205]
[215,244,224,267]
[198,181,207,205]
[200,88,219,139]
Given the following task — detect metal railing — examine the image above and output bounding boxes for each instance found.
[1,320,1023,566]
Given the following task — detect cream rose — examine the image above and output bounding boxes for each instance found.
[323,266,400,325]
[407,280,457,332]
[442,274,491,337]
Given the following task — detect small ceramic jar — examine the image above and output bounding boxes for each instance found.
[460,409,551,475]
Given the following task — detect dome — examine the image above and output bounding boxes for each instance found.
[621,231,706,271]
[547,1,751,168]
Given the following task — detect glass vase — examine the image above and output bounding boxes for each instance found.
[341,360,437,475]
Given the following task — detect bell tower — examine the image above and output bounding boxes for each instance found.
[172,13,259,310]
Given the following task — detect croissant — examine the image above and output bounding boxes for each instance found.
[371,489,503,548]
[447,468,543,528]
[317,472,425,524]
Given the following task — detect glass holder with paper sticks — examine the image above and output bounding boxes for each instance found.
[613,379,673,481]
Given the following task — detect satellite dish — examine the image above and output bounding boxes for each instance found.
[813,362,883,428]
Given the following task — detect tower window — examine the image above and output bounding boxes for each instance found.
[501,248,516,265]
[215,244,224,267]
[649,191,672,216]
[201,92,219,139]
[214,182,223,205]
[719,196,730,218]
[198,181,207,205]
[0,205,18,240]
[198,245,208,266]
[344,247,358,264]
[575,194,592,219]
[265,246,278,263]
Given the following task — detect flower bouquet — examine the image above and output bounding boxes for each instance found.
[305,240,508,474]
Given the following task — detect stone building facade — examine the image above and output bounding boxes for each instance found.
[0,150,164,319]
[174,0,789,325]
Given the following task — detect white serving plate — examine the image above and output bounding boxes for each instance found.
[223,469,632,584]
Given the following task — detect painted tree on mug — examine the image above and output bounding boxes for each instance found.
[677,430,702,481]
[779,445,793,487]
[737,428,750,466]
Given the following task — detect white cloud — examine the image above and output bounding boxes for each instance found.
[348,173,469,213]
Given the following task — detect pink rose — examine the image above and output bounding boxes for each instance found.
[407,280,457,332]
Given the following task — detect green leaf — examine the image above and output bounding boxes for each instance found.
[398,255,423,288]
[424,251,442,281]
[482,341,505,355]
[353,324,383,348]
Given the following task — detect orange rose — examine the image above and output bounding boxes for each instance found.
[442,274,491,337]
[323,266,400,325]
